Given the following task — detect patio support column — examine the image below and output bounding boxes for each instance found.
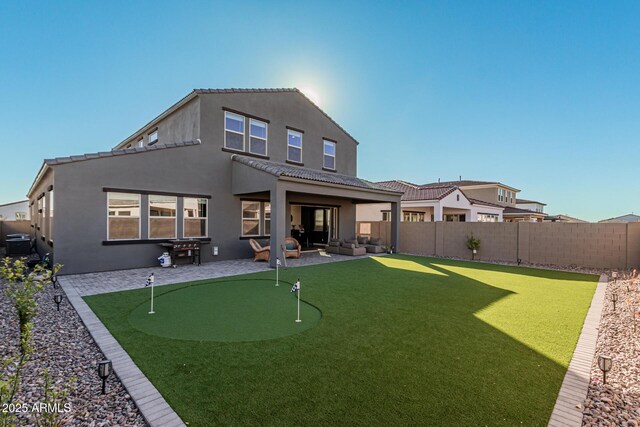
[434,203,443,222]
[269,183,286,268]
[390,201,401,252]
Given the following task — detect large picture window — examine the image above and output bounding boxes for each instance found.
[249,119,267,156]
[108,193,141,240]
[323,140,336,170]
[225,112,245,151]
[184,198,208,238]
[149,195,177,239]
[242,201,261,236]
[287,130,302,163]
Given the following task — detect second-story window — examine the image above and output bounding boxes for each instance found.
[225,112,245,151]
[137,137,144,148]
[249,119,267,156]
[323,140,336,170]
[287,130,302,163]
[149,130,158,145]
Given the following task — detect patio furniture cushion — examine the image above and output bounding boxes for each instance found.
[357,236,368,245]
[286,242,296,250]
[369,237,382,245]
[328,239,341,247]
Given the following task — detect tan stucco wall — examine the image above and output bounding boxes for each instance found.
[356,221,640,269]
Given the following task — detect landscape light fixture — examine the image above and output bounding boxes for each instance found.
[53,294,63,311]
[97,359,113,394]
[51,274,58,289]
[611,293,618,311]
[597,355,612,384]
[611,271,618,283]
[517,258,522,266]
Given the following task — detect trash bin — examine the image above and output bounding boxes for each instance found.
[158,252,172,268]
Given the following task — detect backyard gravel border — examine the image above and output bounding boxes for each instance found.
[548,274,607,426]
[60,280,186,427]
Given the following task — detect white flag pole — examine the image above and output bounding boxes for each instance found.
[295,279,302,323]
[148,273,155,314]
[276,257,280,286]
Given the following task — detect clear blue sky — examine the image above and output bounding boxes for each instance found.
[1,1,638,221]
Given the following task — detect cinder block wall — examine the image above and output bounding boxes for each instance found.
[356,221,640,269]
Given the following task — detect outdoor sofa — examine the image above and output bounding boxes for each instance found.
[327,238,367,256]
[357,236,385,254]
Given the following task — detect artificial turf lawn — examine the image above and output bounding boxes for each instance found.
[84,255,598,426]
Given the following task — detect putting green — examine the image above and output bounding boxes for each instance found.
[128,279,321,342]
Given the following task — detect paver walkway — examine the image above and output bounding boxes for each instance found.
[59,251,378,426]
[548,274,608,427]
[64,251,374,296]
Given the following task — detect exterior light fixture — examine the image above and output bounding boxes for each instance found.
[597,355,612,384]
[51,274,58,289]
[53,294,63,311]
[611,293,618,311]
[611,271,618,283]
[97,360,113,394]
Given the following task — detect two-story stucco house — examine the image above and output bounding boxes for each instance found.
[27,88,402,274]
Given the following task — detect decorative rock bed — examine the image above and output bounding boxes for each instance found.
[582,273,640,426]
[0,279,146,426]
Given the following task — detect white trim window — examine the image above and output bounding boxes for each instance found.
[241,201,261,236]
[249,119,267,156]
[287,129,302,163]
[323,140,336,170]
[107,193,141,240]
[225,112,245,151]
[149,130,158,145]
[137,137,144,147]
[149,195,177,239]
[183,198,208,238]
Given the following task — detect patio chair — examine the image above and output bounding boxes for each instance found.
[339,238,367,256]
[249,239,270,262]
[283,237,301,259]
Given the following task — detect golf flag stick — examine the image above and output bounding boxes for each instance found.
[295,279,302,323]
[147,273,155,314]
[276,257,281,286]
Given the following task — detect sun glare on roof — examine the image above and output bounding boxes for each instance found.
[299,87,321,107]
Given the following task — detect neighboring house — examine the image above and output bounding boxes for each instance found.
[516,199,546,213]
[544,214,589,223]
[0,200,29,221]
[357,180,505,223]
[599,214,640,223]
[27,88,402,274]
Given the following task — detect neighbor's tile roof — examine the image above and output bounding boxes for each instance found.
[376,180,458,201]
[44,140,201,166]
[232,155,399,192]
[467,197,504,208]
[503,206,546,216]
[516,198,546,205]
[420,179,520,192]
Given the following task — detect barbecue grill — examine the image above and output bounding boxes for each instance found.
[158,239,203,267]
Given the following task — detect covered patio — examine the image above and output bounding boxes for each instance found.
[231,154,402,266]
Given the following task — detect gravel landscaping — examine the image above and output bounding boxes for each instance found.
[582,271,640,426]
[0,277,146,426]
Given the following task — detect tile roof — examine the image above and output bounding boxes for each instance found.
[420,179,520,192]
[376,180,458,201]
[503,206,546,216]
[516,198,546,205]
[467,198,504,208]
[231,155,399,193]
[45,140,201,166]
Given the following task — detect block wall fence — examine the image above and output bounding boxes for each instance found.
[356,221,640,269]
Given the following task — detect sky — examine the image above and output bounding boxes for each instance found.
[1,1,639,221]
